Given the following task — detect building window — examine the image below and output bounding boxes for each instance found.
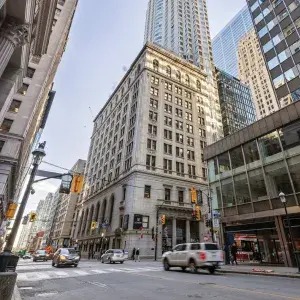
[185,101,192,109]
[178,190,184,204]
[153,60,159,71]
[176,133,183,143]
[144,185,151,198]
[176,162,184,176]
[196,80,201,91]
[150,87,159,96]
[0,140,4,152]
[8,100,21,113]
[185,74,190,86]
[185,112,192,121]
[188,165,196,178]
[149,111,158,121]
[151,76,159,85]
[187,136,194,146]
[142,216,149,228]
[187,150,195,160]
[123,186,126,201]
[175,108,183,117]
[163,159,172,174]
[164,116,172,127]
[164,188,171,202]
[164,129,172,140]
[148,124,157,135]
[176,71,181,81]
[166,66,171,77]
[0,119,13,132]
[147,139,157,150]
[164,143,172,155]
[202,167,207,179]
[18,83,29,95]
[186,124,193,134]
[146,155,156,170]
[150,98,158,108]
[26,67,35,78]
[175,86,182,95]
[164,104,172,114]
[164,93,172,102]
[164,82,172,91]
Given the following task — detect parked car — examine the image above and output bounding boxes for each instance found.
[22,253,32,259]
[52,248,80,267]
[162,242,224,274]
[101,249,125,264]
[33,250,47,262]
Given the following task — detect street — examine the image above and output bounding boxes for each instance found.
[16,259,300,300]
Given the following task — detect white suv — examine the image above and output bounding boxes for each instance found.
[162,242,223,274]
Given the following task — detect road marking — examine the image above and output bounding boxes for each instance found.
[106,268,126,272]
[91,270,108,274]
[19,287,33,290]
[209,284,300,300]
[73,270,89,275]
[35,292,58,297]
[87,281,108,288]
[54,271,68,276]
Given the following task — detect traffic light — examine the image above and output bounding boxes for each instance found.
[22,215,29,225]
[91,221,97,230]
[195,206,201,221]
[70,174,84,193]
[191,187,197,203]
[29,213,37,222]
[59,174,73,194]
[5,203,18,219]
[161,215,166,225]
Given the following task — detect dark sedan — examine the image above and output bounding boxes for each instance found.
[52,248,80,267]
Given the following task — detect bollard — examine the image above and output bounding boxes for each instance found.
[0,272,17,300]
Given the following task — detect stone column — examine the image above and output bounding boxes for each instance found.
[0,17,29,78]
[186,220,190,243]
[172,218,177,248]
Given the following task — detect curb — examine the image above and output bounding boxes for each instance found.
[217,269,300,279]
[12,285,22,300]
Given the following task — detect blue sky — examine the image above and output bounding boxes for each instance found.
[27,0,247,212]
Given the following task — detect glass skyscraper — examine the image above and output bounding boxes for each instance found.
[144,0,223,144]
[212,6,253,77]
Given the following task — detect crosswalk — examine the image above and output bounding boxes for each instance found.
[17,266,163,282]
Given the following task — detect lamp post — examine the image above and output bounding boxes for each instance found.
[279,192,299,272]
[4,142,46,253]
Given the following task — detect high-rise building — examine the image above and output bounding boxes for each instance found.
[216,69,256,136]
[212,6,253,77]
[247,0,300,108]
[73,42,215,258]
[0,0,78,227]
[238,29,279,119]
[16,211,35,251]
[144,0,223,144]
[52,159,85,248]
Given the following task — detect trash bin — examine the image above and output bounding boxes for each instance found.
[0,254,19,272]
[294,251,300,273]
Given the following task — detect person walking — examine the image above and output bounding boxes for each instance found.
[231,242,238,265]
[131,247,136,260]
[135,248,140,262]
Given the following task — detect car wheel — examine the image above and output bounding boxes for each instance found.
[33,259,36,262]
[109,258,112,264]
[74,264,78,268]
[52,261,55,267]
[101,259,104,263]
[163,259,170,271]
[181,267,186,271]
[113,262,115,264]
[120,261,124,264]
[208,267,216,274]
[189,260,197,273]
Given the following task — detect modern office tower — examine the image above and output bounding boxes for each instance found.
[216,69,256,136]
[212,6,254,77]
[238,29,279,119]
[73,42,215,258]
[0,0,78,226]
[144,0,223,144]
[247,0,300,107]
[52,159,85,248]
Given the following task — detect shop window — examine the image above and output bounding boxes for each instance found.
[258,131,282,161]
[144,185,151,198]
[248,169,268,201]
[221,178,235,207]
[218,152,231,173]
[243,140,260,164]
[0,119,13,132]
[234,173,251,204]
[230,146,244,169]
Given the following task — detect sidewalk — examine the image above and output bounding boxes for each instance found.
[218,264,300,279]
[12,285,21,300]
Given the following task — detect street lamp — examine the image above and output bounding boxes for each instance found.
[3,142,46,254]
[279,192,300,272]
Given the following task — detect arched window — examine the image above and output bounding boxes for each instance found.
[153,59,159,71]
[121,87,124,96]
[166,65,171,77]
[176,71,181,81]
[185,74,190,86]
[197,80,201,91]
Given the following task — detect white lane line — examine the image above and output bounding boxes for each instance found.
[54,271,68,276]
[118,268,137,272]
[87,282,108,288]
[73,270,89,275]
[91,270,108,274]
[105,268,126,272]
[35,292,58,297]
[19,287,33,290]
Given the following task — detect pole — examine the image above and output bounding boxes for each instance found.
[154,207,159,261]
[4,142,45,253]
[209,189,215,243]
[283,202,300,271]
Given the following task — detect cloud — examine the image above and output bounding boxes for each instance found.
[33,180,58,193]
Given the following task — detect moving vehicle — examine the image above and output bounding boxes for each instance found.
[101,249,125,264]
[162,242,224,274]
[22,253,31,259]
[33,250,47,262]
[52,248,80,267]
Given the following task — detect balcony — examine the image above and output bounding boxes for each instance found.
[157,199,193,212]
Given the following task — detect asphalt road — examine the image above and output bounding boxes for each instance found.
[16,259,300,300]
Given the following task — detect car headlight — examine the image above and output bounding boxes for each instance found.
[75,256,80,260]
[60,255,66,260]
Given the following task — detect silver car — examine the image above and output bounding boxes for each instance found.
[101,249,125,264]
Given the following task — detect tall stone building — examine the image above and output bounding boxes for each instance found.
[238,29,279,119]
[0,0,78,227]
[144,0,223,144]
[73,43,214,258]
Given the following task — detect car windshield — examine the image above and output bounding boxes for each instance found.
[61,249,77,255]
[36,250,46,254]
[204,243,219,250]
[113,250,123,253]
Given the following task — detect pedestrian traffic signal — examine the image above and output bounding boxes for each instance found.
[191,187,197,203]
[5,203,18,219]
[161,215,166,225]
[70,174,84,193]
[195,206,201,221]
[91,221,97,230]
[29,213,37,222]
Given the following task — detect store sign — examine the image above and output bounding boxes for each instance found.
[133,214,143,229]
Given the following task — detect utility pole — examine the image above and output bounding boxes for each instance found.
[208,188,215,243]
[4,142,46,253]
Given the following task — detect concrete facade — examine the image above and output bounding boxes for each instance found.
[73,43,214,258]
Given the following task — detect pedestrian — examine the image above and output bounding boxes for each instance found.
[135,248,140,262]
[231,242,238,265]
[131,247,136,260]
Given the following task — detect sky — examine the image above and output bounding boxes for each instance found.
[25,0,247,213]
